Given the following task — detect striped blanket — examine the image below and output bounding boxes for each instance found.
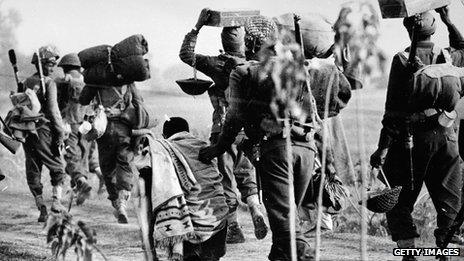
[134,131,228,260]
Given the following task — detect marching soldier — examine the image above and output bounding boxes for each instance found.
[370,12,462,261]
[199,16,315,260]
[23,45,67,222]
[56,53,93,205]
[179,8,267,243]
[79,82,140,224]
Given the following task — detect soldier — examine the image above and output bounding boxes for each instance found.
[56,53,92,205]
[23,45,67,222]
[79,82,140,224]
[370,11,462,261]
[179,8,267,243]
[199,16,315,260]
[436,6,464,245]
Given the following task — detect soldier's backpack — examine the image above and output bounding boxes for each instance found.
[398,45,464,112]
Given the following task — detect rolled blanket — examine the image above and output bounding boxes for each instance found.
[82,56,150,85]
[78,45,112,69]
[112,34,149,59]
[78,34,148,69]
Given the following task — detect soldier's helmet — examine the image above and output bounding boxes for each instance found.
[31,45,60,65]
[58,53,81,68]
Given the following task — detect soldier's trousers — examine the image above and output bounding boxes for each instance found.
[24,127,66,197]
[96,120,134,201]
[87,140,100,173]
[258,138,315,261]
[64,124,88,185]
[217,143,258,214]
[384,125,461,246]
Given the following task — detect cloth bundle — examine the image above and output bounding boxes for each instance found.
[307,58,352,118]
[78,34,150,85]
[5,89,43,142]
[133,131,226,260]
[274,13,334,59]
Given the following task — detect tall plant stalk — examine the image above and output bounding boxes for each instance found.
[284,116,297,261]
[315,73,335,261]
[333,2,383,260]
[355,84,368,261]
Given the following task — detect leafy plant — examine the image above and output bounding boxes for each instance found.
[45,210,106,261]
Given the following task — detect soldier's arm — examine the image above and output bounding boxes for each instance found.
[378,55,405,149]
[437,7,464,50]
[179,28,218,77]
[216,67,247,148]
[46,78,65,142]
[79,85,97,105]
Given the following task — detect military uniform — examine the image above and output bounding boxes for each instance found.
[202,59,316,260]
[23,70,67,220]
[79,83,138,223]
[56,71,90,184]
[374,13,462,249]
[180,25,265,242]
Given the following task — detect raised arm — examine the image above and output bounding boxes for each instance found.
[437,6,464,50]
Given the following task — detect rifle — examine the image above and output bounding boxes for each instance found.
[0,116,20,154]
[8,49,23,92]
[36,49,46,96]
[293,14,321,127]
[404,15,422,192]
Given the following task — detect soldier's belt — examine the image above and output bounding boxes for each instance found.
[384,108,438,123]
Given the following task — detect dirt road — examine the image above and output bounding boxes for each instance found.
[1,187,445,261]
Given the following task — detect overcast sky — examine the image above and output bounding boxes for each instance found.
[3,0,464,70]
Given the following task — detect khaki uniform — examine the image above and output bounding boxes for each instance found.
[23,74,66,197]
[56,71,93,185]
[179,28,258,214]
[79,84,136,200]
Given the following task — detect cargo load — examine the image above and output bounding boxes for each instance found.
[274,13,334,59]
[78,34,150,85]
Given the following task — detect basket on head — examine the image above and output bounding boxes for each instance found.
[175,78,213,96]
[363,186,402,213]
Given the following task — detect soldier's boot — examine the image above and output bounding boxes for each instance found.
[35,195,48,222]
[226,212,246,244]
[397,238,418,261]
[247,194,268,240]
[113,190,130,224]
[51,185,66,213]
[75,177,92,206]
[94,167,105,195]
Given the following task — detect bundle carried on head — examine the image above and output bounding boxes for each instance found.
[273,13,334,59]
[78,34,150,86]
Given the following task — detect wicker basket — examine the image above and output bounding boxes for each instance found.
[365,186,402,213]
[176,78,213,96]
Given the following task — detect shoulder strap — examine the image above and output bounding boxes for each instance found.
[431,44,442,65]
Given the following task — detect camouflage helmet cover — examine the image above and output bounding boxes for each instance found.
[58,53,81,67]
[31,45,60,65]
